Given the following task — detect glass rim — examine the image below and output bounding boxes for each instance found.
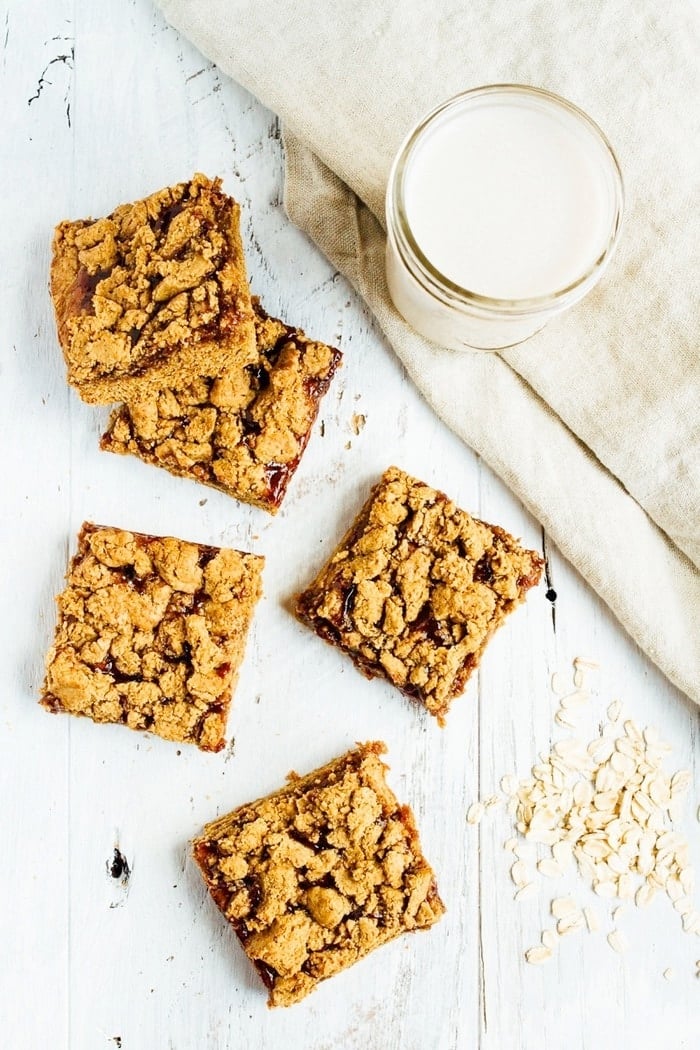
[386,83,625,317]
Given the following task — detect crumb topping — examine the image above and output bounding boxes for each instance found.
[50,174,255,403]
[296,466,543,721]
[193,742,444,1006]
[41,522,263,751]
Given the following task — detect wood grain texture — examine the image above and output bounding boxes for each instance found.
[1,2,699,1048]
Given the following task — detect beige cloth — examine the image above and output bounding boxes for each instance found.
[157,0,700,704]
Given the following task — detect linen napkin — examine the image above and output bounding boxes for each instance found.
[156,0,700,706]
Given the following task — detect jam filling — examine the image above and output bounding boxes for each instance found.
[151,197,188,237]
[265,460,297,506]
[244,362,270,391]
[74,265,112,314]
[253,960,279,990]
[472,552,496,584]
[304,359,341,400]
[340,584,357,625]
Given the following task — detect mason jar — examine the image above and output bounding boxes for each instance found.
[385,84,624,351]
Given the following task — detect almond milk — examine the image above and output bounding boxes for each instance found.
[385,86,623,351]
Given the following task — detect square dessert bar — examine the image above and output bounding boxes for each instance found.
[193,742,444,1007]
[50,174,256,404]
[41,522,263,751]
[296,466,543,723]
[101,299,341,513]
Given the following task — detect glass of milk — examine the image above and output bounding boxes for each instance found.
[385,84,624,351]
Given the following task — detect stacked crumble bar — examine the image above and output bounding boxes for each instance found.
[41,523,263,751]
[101,298,341,511]
[193,742,445,1006]
[51,174,257,404]
[51,174,340,511]
[297,466,543,722]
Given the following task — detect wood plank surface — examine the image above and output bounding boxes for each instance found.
[1,2,699,1048]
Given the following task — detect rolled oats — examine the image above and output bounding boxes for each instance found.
[607,929,627,954]
[525,946,552,965]
[467,802,485,825]
[583,906,599,932]
[471,659,699,968]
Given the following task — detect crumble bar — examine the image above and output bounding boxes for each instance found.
[40,522,263,751]
[100,299,341,513]
[50,174,256,404]
[193,741,445,1007]
[296,466,543,723]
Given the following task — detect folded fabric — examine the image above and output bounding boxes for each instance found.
[156,0,700,705]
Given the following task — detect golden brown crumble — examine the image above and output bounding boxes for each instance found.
[193,742,445,1007]
[296,466,543,722]
[40,522,263,751]
[101,299,341,512]
[50,174,255,404]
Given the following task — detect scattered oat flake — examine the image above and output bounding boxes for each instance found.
[551,671,566,695]
[643,726,660,748]
[555,710,576,729]
[500,775,517,795]
[552,841,572,869]
[682,911,700,934]
[671,770,692,796]
[551,897,578,919]
[525,946,552,965]
[541,929,558,950]
[537,858,563,879]
[560,690,590,709]
[618,874,635,900]
[467,803,484,825]
[612,906,625,923]
[583,906,599,932]
[574,657,600,670]
[607,700,622,722]
[573,668,585,688]
[681,868,695,895]
[557,913,585,936]
[514,883,537,902]
[504,837,518,853]
[635,883,654,908]
[667,879,685,903]
[607,929,627,954]
[673,896,692,916]
[663,968,674,981]
[511,861,528,887]
[484,795,501,810]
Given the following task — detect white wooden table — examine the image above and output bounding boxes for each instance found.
[2,3,699,1048]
